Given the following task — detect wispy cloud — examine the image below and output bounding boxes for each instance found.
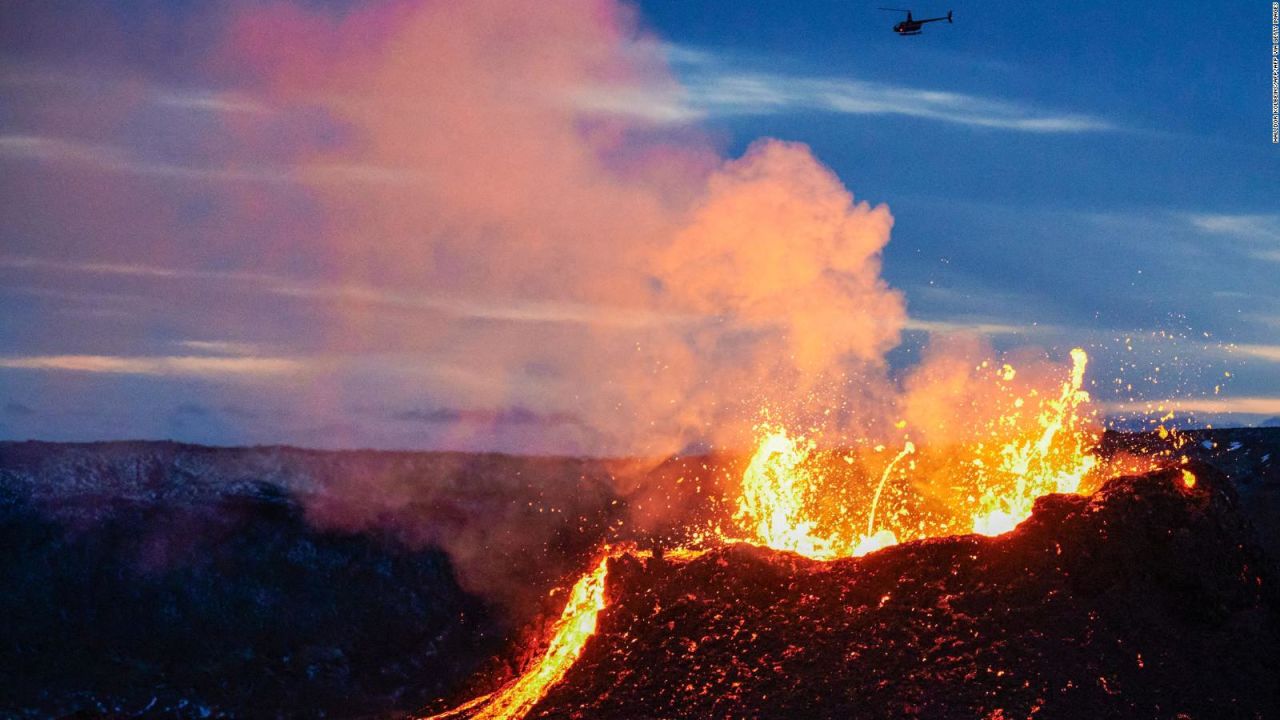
[0,134,296,183]
[1186,213,1280,262]
[903,316,1051,336]
[577,49,1114,133]
[1107,396,1280,417]
[154,90,275,116]
[1232,344,1280,363]
[0,254,280,283]
[0,354,304,377]
[0,255,693,329]
[175,340,266,356]
[573,85,704,124]
[697,74,1113,132]
[274,283,695,328]
[2,64,275,116]
[0,134,412,185]
[1186,213,1280,241]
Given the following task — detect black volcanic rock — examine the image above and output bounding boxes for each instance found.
[528,464,1279,720]
[1102,428,1280,561]
[0,440,633,615]
[0,468,500,719]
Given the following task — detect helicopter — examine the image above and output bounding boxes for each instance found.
[879,8,953,35]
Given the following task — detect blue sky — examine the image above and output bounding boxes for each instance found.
[604,0,1280,426]
[1,0,1277,450]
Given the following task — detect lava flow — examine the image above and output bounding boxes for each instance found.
[426,348,1194,720]
[422,553,612,720]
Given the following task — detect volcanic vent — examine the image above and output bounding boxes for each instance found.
[422,357,1280,720]
[426,466,1277,720]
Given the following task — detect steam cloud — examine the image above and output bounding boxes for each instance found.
[217,0,910,456]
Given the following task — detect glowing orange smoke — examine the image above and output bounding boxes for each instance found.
[424,553,611,720]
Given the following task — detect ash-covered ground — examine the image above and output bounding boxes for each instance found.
[1,429,1278,719]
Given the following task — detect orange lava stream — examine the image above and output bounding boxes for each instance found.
[423,553,611,720]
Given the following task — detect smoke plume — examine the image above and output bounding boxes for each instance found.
[214,0,908,456]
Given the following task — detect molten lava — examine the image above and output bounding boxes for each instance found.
[729,426,915,559]
[970,347,1098,536]
[731,348,1104,558]
[732,427,842,559]
[424,553,611,720]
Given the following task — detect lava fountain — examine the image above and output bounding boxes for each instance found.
[731,348,1104,559]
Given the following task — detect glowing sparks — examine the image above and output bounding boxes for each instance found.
[1182,469,1197,488]
[858,440,914,554]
